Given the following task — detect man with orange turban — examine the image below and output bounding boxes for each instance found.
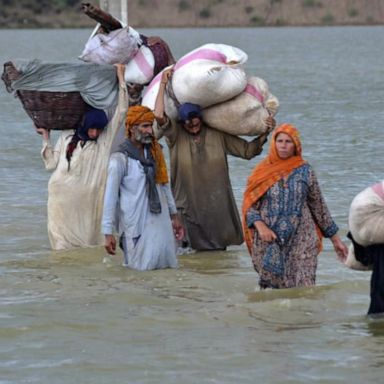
[101,105,184,270]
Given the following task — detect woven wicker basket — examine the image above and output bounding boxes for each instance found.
[2,61,89,130]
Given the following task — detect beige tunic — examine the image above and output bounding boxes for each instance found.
[158,120,266,250]
[41,82,128,250]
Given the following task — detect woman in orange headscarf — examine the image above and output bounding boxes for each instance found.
[242,123,347,289]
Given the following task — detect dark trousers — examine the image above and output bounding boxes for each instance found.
[369,250,384,314]
[347,232,384,315]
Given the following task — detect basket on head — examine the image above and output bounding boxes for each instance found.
[2,61,89,130]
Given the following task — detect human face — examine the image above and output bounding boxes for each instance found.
[275,132,296,159]
[132,121,153,144]
[183,117,202,135]
[87,127,102,140]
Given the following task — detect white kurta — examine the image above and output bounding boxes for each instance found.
[101,151,178,271]
[41,81,128,250]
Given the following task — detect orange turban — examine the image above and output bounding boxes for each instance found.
[124,105,169,185]
[125,105,155,136]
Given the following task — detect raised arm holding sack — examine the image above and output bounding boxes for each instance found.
[154,68,275,252]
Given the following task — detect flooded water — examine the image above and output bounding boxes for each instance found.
[0,26,383,383]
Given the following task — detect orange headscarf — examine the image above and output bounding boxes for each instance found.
[242,123,321,254]
[125,105,169,185]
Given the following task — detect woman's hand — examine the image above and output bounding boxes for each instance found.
[254,220,277,243]
[330,234,348,262]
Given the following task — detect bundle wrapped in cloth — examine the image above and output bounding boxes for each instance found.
[202,76,279,136]
[79,3,140,65]
[80,26,174,85]
[142,43,248,119]
[1,59,119,130]
[343,181,384,271]
[79,26,141,66]
[349,181,384,246]
[79,3,174,85]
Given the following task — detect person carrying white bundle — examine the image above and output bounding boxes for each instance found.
[202,76,279,136]
[346,181,384,315]
[35,65,128,250]
[142,43,249,118]
[153,67,276,252]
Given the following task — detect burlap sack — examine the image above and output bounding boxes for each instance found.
[202,76,279,136]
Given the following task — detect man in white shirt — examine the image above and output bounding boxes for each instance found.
[102,105,184,270]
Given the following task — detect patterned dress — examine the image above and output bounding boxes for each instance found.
[246,163,338,288]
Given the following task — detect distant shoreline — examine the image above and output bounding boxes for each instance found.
[1,22,383,30]
[1,0,383,29]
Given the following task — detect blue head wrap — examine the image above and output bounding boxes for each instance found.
[177,103,202,122]
[77,108,109,141]
[66,108,109,170]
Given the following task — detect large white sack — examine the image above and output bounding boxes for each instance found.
[79,26,141,65]
[172,43,248,107]
[143,43,248,112]
[124,45,155,84]
[202,76,279,136]
[349,181,384,246]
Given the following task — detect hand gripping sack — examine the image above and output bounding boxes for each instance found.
[349,181,384,246]
[79,26,141,65]
[202,76,279,136]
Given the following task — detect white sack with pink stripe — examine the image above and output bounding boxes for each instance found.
[171,43,248,107]
[202,76,279,136]
[124,45,156,84]
[142,43,248,115]
[349,181,384,246]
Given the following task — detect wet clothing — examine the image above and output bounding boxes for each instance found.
[246,164,338,288]
[101,148,178,271]
[158,120,266,251]
[41,82,128,250]
[348,232,384,315]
